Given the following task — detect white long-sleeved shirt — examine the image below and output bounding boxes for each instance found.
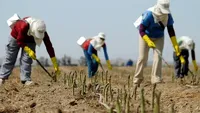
[177,36,195,50]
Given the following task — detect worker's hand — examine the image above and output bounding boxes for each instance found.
[106,60,112,70]
[174,45,181,56]
[179,56,185,64]
[143,35,156,48]
[51,57,61,76]
[24,46,36,60]
[92,54,101,64]
[170,36,181,56]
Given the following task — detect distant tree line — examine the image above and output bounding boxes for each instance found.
[37,54,87,67]
[36,55,134,67]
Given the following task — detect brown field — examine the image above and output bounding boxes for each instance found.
[0,65,200,113]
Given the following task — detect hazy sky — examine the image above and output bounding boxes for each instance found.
[0,0,199,63]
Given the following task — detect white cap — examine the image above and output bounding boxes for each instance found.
[32,20,46,39]
[29,19,46,46]
[157,0,170,14]
[98,32,106,39]
[7,13,21,27]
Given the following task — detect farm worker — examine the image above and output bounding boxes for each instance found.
[173,36,198,78]
[0,14,60,86]
[77,32,112,78]
[133,0,185,85]
[126,59,134,67]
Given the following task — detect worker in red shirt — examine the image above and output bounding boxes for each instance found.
[0,14,60,86]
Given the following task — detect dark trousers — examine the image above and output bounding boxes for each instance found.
[173,49,189,78]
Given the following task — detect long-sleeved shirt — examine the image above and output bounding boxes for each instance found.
[139,11,174,38]
[139,24,175,38]
[82,39,109,60]
[177,36,196,60]
[10,19,55,58]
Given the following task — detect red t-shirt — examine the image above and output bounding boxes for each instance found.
[82,39,92,50]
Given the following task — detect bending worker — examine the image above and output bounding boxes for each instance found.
[0,14,60,86]
[77,32,112,78]
[133,0,185,85]
[173,36,198,79]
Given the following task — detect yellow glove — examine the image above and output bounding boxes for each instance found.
[51,57,61,76]
[143,35,156,48]
[179,56,185,64]
[24,46,36,60]
[192,60,198,72]
[106,60,112,70]
[92,54,101,64]
[170,36,181,56]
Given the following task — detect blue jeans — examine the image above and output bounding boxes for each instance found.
[83,50,98,78]
[0,36,36,81]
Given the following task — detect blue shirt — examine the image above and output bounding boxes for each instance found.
[141,11,174,38]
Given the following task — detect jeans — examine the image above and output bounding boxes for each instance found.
[83,50,98,78]
[0,35,36,81]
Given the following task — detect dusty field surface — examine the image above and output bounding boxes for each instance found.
[0,66,200,113]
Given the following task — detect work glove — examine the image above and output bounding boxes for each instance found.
[92,54,101,64]
[192,60,198,72]
[106,60,112,70]
[24,46,36,60]
[143,35,156,48]
[170,36,181,56]
[170,36,185,64]
[179,56,185,64]
[51,57,61,76]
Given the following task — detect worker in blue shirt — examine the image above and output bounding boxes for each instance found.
[133,0,185,85]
